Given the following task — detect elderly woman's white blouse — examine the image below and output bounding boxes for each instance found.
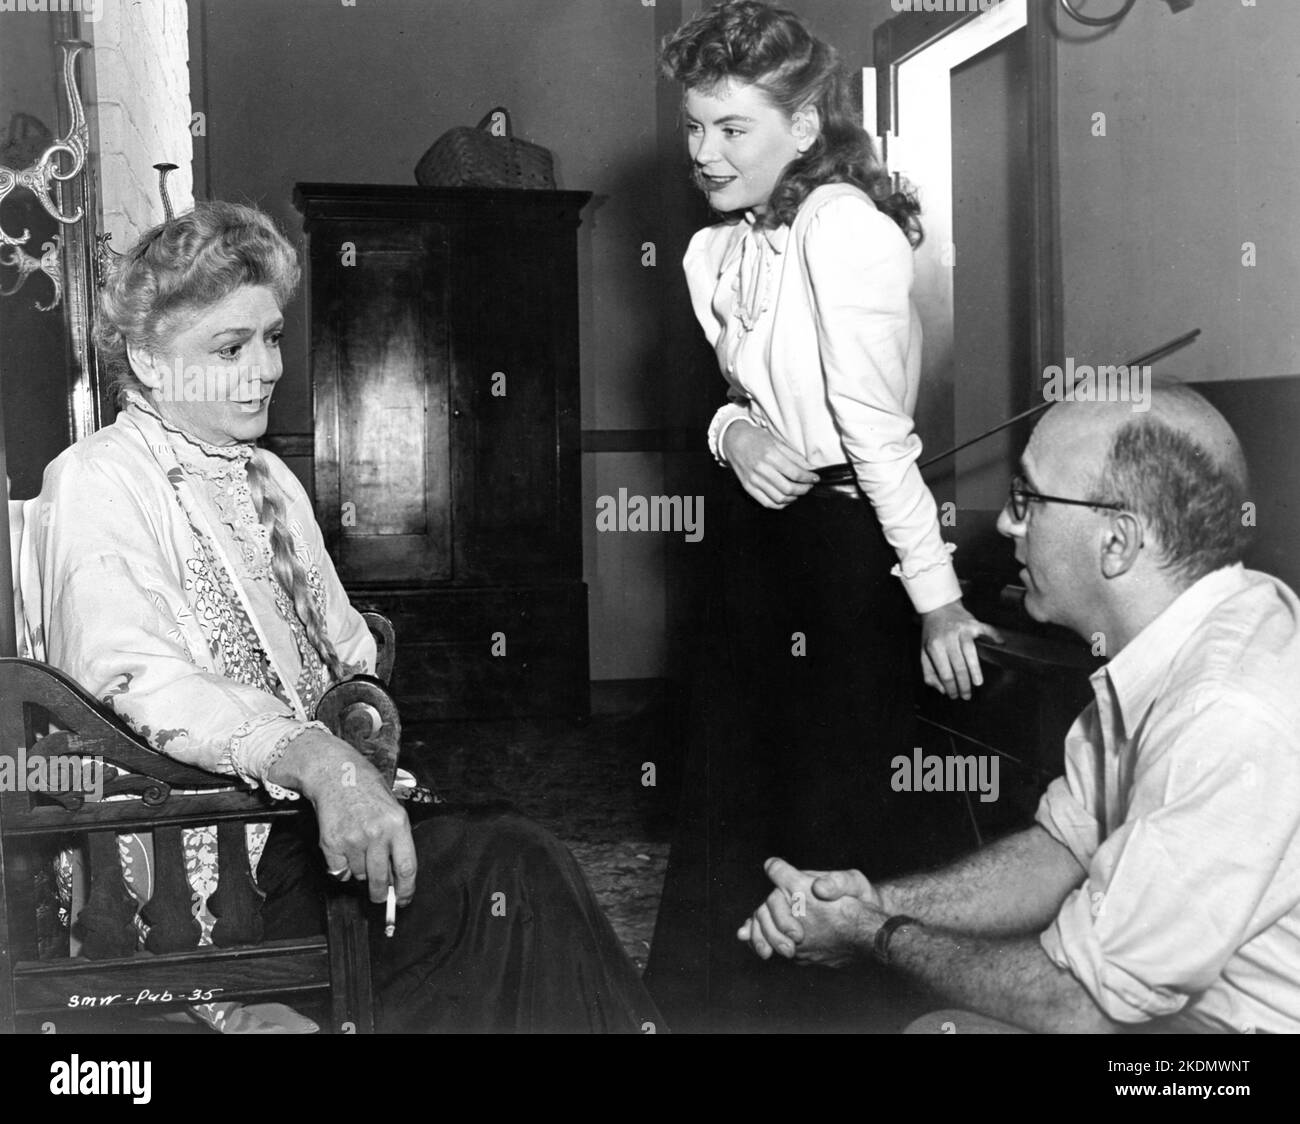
[685,182,961,614]
[17,392,375,793]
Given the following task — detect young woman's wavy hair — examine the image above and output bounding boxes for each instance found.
[96,201,343,681]
[660,0,922,245]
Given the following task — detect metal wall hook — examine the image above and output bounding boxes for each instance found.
[0,40,92,310]
[154,163,179,223]
[0,40,91,248]
[94,162,182,285]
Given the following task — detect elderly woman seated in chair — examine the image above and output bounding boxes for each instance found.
[17,201,661,1033]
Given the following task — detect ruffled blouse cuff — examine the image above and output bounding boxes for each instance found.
[707,404,756,465]
[890,544,962,615]
[223,713,328,801]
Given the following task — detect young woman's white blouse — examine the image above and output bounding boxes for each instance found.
[684,181,961,614]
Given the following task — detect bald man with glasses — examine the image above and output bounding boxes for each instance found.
[737,383,1300,1033]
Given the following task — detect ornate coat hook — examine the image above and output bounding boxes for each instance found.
[0,236,63,312]
[93,164,183,287]
[154,163,179,222]
[0,39,92,311]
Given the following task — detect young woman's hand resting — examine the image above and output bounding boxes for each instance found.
[723,422,819,509]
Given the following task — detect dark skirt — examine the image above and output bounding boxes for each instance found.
[258,803,665,1033]
[643,480,924,1031]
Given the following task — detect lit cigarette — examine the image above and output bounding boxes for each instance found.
[385,886,396,938]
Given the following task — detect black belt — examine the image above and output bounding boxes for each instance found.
[810,462,862,500]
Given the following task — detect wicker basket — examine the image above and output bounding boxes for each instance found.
[415,107,555,191]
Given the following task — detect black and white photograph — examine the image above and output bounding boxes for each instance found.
[0,0,1295,1096]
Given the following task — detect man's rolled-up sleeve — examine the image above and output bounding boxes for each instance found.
[1035,774,1101,868]
[1037,697,1300,1023]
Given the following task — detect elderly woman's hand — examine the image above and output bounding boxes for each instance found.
[268,729,418,906]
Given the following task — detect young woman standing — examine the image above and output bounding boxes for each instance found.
[645,1,1000,1030]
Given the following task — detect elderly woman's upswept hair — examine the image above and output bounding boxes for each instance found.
[97,201,342,681]
[661,0,922,244]
[96,200,300,401]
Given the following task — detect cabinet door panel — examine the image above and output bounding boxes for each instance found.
[450,219,579,583]
[314,224,452,583]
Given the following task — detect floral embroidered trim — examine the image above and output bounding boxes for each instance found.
[207,469,273,581]
[306,564,328,616]
[184,544,285,703]
[221,710,295,792]
[267,567,329,717]
[260,720,332,802]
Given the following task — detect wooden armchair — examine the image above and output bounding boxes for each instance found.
[0,613,401,1034]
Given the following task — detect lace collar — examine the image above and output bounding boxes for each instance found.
[123,390,256,479]
[123,391,274,579]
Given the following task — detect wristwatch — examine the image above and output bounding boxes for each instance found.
[873,914,921,965]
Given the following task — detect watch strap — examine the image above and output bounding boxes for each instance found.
[873,914,920,964]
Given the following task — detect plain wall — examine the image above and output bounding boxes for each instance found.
[951,30,1031,513]
[90,0,194,249]
[1055,0,1300,382]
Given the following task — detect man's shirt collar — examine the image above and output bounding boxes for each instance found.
[1098,563,1248,738]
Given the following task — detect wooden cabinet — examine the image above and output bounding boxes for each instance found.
[293,184,591,720]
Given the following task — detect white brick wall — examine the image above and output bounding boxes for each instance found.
[88,0,193,250]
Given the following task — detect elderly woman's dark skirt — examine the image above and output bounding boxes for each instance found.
[644,478,927,1032]
[259,804,664,1033]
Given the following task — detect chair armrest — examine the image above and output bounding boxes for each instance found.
[360,611,395,685]
[0,657,257,814]
[315,676,401,789]
[0,657,287,852]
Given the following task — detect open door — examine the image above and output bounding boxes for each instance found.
[873,0,1061,577]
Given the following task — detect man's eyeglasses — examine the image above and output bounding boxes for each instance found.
[1007,474,1126,523]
